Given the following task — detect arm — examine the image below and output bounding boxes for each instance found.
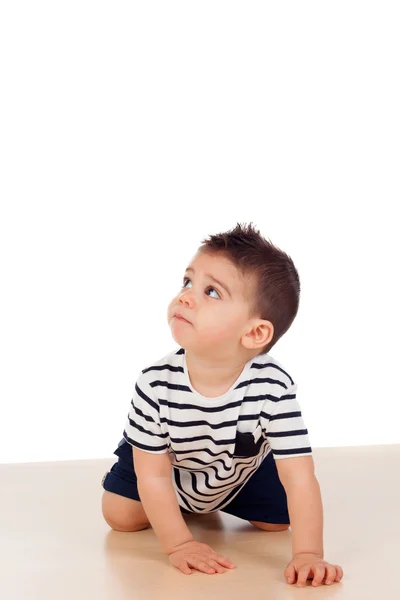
[275,455,324,558]
[133,446,195,554]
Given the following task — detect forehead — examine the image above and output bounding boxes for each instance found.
[186,252,245,295]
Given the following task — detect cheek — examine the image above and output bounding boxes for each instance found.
[199,317,234,341]
[203,308,245,337]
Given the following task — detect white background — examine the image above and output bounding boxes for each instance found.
[0,1,399,463]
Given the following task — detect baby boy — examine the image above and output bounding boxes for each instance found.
[101,222,344,587]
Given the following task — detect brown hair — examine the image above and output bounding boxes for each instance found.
[198,222,301,354]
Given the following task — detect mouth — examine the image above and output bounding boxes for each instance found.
[174,313,192,324]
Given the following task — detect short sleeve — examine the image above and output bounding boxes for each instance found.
[123,372,169,454]
[260,383,312,459]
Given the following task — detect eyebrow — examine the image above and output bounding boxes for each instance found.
[184,267,232,297]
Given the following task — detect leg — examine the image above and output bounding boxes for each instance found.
[101,440,192,531]
[102,490,150,532]
[221,451,290,526]
[249,520,290,531]
[101,441,151,532]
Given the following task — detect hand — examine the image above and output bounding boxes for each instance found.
[167,540,236,575]
[284,553,344,587]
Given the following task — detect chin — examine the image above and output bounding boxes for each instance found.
[170,328,188,347]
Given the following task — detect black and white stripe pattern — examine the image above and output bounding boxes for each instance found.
[123,347,312,513]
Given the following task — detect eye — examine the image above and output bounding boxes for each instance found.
[182,278,220,299]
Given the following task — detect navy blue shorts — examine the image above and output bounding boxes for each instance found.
[102,439,290,524]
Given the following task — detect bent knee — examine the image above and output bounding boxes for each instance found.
[249,520,290,531]
[103,511,150,532]
[105,518,149,532]
[102,490,150,532]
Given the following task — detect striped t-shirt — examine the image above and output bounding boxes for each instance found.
[122,347,312,513]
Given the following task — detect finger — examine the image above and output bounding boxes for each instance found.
[297,565,312,587]
[207,559,226,574]
[284,564,296,584]
[215,555,236,569]
[311,564,326,586]
[194,560,216,574]
[178,560,192,575]
[325,564,337,585]
[334,565,344,581]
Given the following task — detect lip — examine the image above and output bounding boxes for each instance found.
[174,312,192,324]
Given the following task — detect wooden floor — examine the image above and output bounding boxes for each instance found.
[1,445,398,600]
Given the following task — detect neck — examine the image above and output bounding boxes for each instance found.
[185,349,255,390]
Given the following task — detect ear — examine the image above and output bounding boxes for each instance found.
[241,319,274,350]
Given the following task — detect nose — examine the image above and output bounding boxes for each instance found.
[179,288,195,307]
